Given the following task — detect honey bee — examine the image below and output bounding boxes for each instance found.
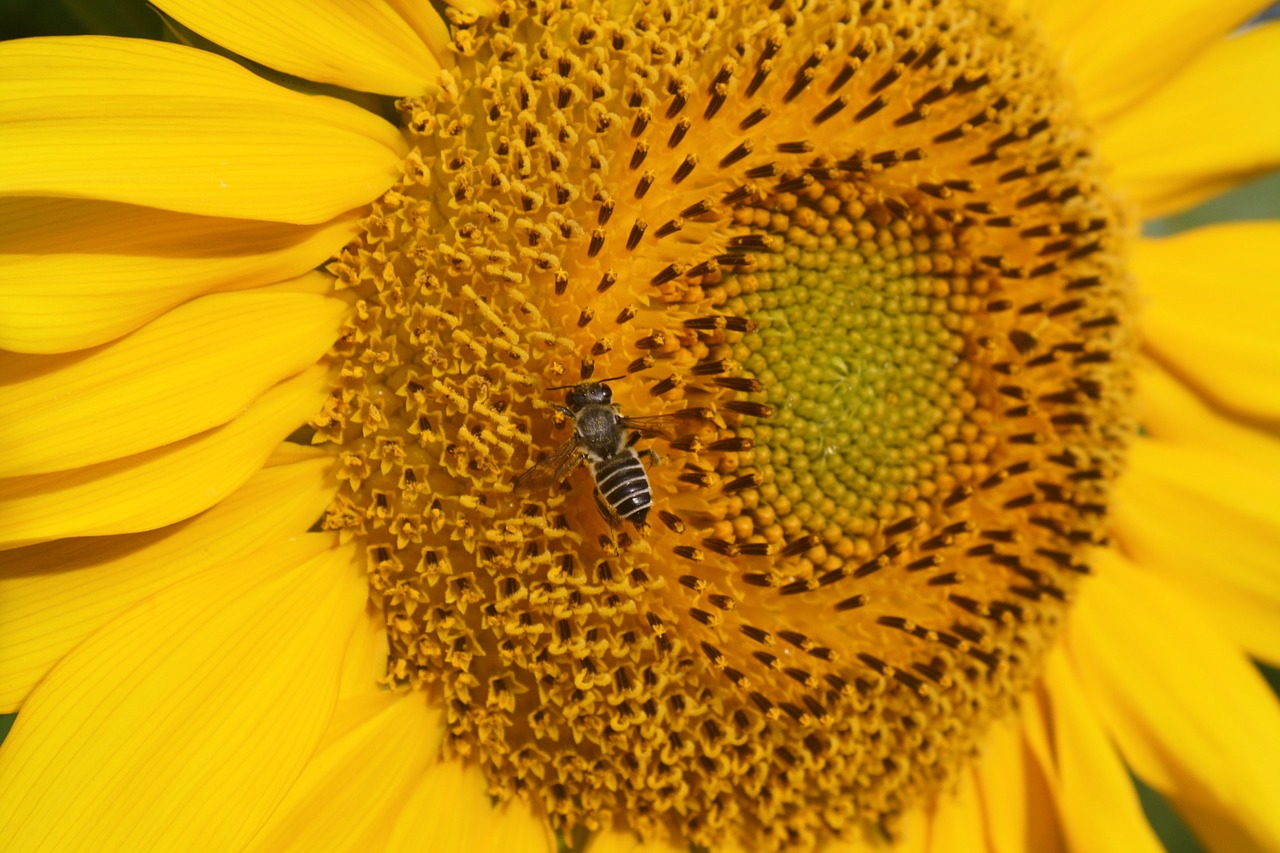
[515,378,682,527]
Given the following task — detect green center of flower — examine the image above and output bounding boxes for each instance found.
[734,201,968,535]
[316,0,1134,849]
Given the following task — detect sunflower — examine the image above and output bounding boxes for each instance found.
[2,0,1279,850]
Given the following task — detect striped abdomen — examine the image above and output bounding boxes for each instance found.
[590,449,652,525]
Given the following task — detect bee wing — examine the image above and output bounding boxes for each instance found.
[513,438,582,492]
[618,413,689,441]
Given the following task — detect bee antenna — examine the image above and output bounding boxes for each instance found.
[547,374,627,391]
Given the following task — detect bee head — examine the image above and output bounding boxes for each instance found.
[551,374,624,409]
[565,381,613,409]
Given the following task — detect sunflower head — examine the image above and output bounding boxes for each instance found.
[316,0,1134,847]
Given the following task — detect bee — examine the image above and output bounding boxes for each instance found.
[514,378,682,527]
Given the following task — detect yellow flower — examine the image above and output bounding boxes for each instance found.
[1,0,1278,850]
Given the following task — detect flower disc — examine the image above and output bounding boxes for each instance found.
[317,0,1134,848]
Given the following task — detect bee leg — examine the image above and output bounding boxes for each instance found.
[593,489,622,554]
[638,447,661,467]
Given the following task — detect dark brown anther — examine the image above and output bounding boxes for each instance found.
[634,331,668,350]
[680,199,714,218]
[626,219,648,251]
[630,141,649,170]
[774,174,814,194]
[701,537,738,557]
[724,472,763,493]
[707,436,754,452]
[906,555,943,571]
[675,545,706,562]
[658,510,684,533]
[719,141,753,168]
[666,90,688,119]
[781,534,821,557]
[649,263,684,286]
[884,516,921,537]
[777,140,815,154]
[686,259,720,278]
[597,198,615,225]
[723,400,775,418]
[1009,330,1038,354]
[714,376,764,393]
[827,62,855,93]
[673,154,698,183]
[630,108,650,138]
[783,68,817,102]
[650,375,680,396]
[668,117,692,147]
[704,85,727,119]
[739,106,770,129]
[854,94,888,121]
[737,542,773,556]
[746,63,772,97]
[635,171,655,198]
[808,96,849,124]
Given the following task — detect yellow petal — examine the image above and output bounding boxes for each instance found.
[154,0,445,96]
[0,456,333,712]
[245,692,443,852]
[1017,691,1069,853]
[889,805,929,853]
[1067,549,1280,851]
[0,541,366,851]
[0,365,329,550]
[338,605,393,700]
[384,0,455,60]
[484,792,558,852]
[1132,223,1280,425]
[1137,359,1280,463]
[1114,433,1280,665]
[442,0,500,16]
[387,758,557,853]
[0,196,358,353]
[973,719,1028,853]
[1098,22,1280,218]
[0,37,406,223]
[1060,0,1266,124]
[265,439,333,467]
[924,771,986,853]
[1039,650,1164,853]
[1007,0,1099,57]
[385,759,488,853]
[0,291,345,476]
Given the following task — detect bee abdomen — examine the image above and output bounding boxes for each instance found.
[594,451,652,524]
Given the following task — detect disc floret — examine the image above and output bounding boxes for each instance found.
[318,1,1133,848]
